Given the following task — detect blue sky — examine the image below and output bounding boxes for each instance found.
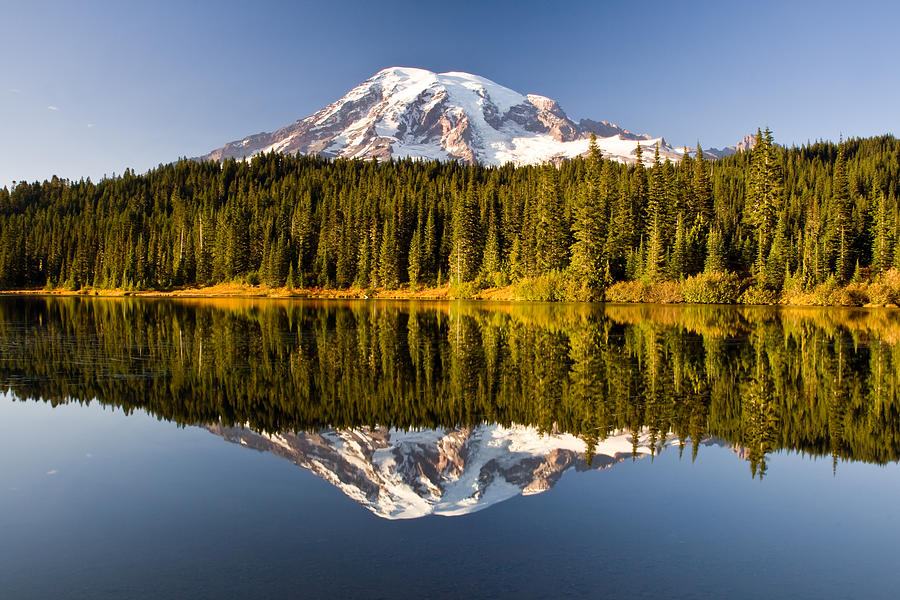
[1,0,897,186]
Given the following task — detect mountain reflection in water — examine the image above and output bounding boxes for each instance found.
[208,423,686,519]
[2,296,900,508]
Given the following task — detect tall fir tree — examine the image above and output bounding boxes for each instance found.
[870,189,894,274]
[705,228,727,273]
[570,134,607,291]
[748,128,782,282]
[450,173,481,284]
[535,162,568,272]
[693,143,713,226]
[831,140,854,282]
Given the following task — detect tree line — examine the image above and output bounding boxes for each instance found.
[0,131,898,297]
[3,297,900,479]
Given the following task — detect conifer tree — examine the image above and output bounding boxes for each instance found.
[644,145,668,282]
[705,228,727,273]
[693,144,713,226]
[748,128,782,282]
[423,201,438,282]
[631,142,647,237]
[450,174,481,284]
[536,162,568,272]
[765,214,789,290]
[670,213,687,279]
[871,189,894,274]
[571,134,606,291]
[285,263,296,290]
[646,144,665,237]
[408,226,423,286]
[379,212,399,288]
[482,199,502,275]
[831,141,854,282]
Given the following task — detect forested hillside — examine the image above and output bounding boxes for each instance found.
[1,131,898,303]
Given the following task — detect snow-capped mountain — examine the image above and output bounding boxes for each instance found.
[207,423,674,519]
[201,67,689,167]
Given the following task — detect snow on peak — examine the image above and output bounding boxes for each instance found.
[201,67,691,167]
[526,94,556,110]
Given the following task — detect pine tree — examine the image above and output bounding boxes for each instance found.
[831,141,854,282]
[631,142,647,237]
[423,201,438,282]
[482,199,502,275]
[536,162,568,272]
[227,195,251,278]
[705,228,727,273]
[570,134,607,291]
[450,174,481,284]
[764,214,789,290]
[379,212,399,288]
[644,145,668,282]
[670,213,687,279]
[693,143,713,226]
[408,226,423,286]
[871,189,894,274]
[748,128,782,281]
[285,263,296,290]
[646,144,665,239]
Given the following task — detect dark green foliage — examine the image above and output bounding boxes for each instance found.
[747,128,783,282]
[570,134,607,293]
[535,162,568,272]
[870,189,894,274]
[450,173,482,284]
[0,133,898,294]
[705,228,727,273]
[831,141,854,281]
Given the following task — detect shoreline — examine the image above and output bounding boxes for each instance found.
[1,283,899,308]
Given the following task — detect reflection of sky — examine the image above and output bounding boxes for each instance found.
[3,394,900,598]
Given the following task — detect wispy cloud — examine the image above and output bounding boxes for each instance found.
[47,105,59,111]
[9,88,21,94]
[87,123,95,128]
[46,469,58,476]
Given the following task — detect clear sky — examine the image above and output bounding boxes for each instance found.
[1,0,897,186]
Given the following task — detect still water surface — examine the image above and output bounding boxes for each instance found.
[1,297,899,598]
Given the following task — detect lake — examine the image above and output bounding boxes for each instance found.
[2,296,899,598]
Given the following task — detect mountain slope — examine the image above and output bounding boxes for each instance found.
[201,67,686,166]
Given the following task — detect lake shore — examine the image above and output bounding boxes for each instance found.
[0,283,459,300]
[2,280,900,307]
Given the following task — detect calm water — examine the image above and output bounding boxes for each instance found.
[2,297,900,598]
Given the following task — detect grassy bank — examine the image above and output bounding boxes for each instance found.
[5,269,900,307]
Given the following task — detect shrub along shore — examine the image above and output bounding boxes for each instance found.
[6,266,900,306]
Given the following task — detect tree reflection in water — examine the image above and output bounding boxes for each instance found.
[3,297,900,481]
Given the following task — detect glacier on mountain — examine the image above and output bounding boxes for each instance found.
[202,67,694,167]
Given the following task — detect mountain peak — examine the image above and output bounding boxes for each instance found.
[201,67,691,166]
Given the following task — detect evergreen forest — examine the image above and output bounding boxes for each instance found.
[1,130,899,303]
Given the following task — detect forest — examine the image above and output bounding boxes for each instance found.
[1,131,899,304]
[2,297,899,480]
